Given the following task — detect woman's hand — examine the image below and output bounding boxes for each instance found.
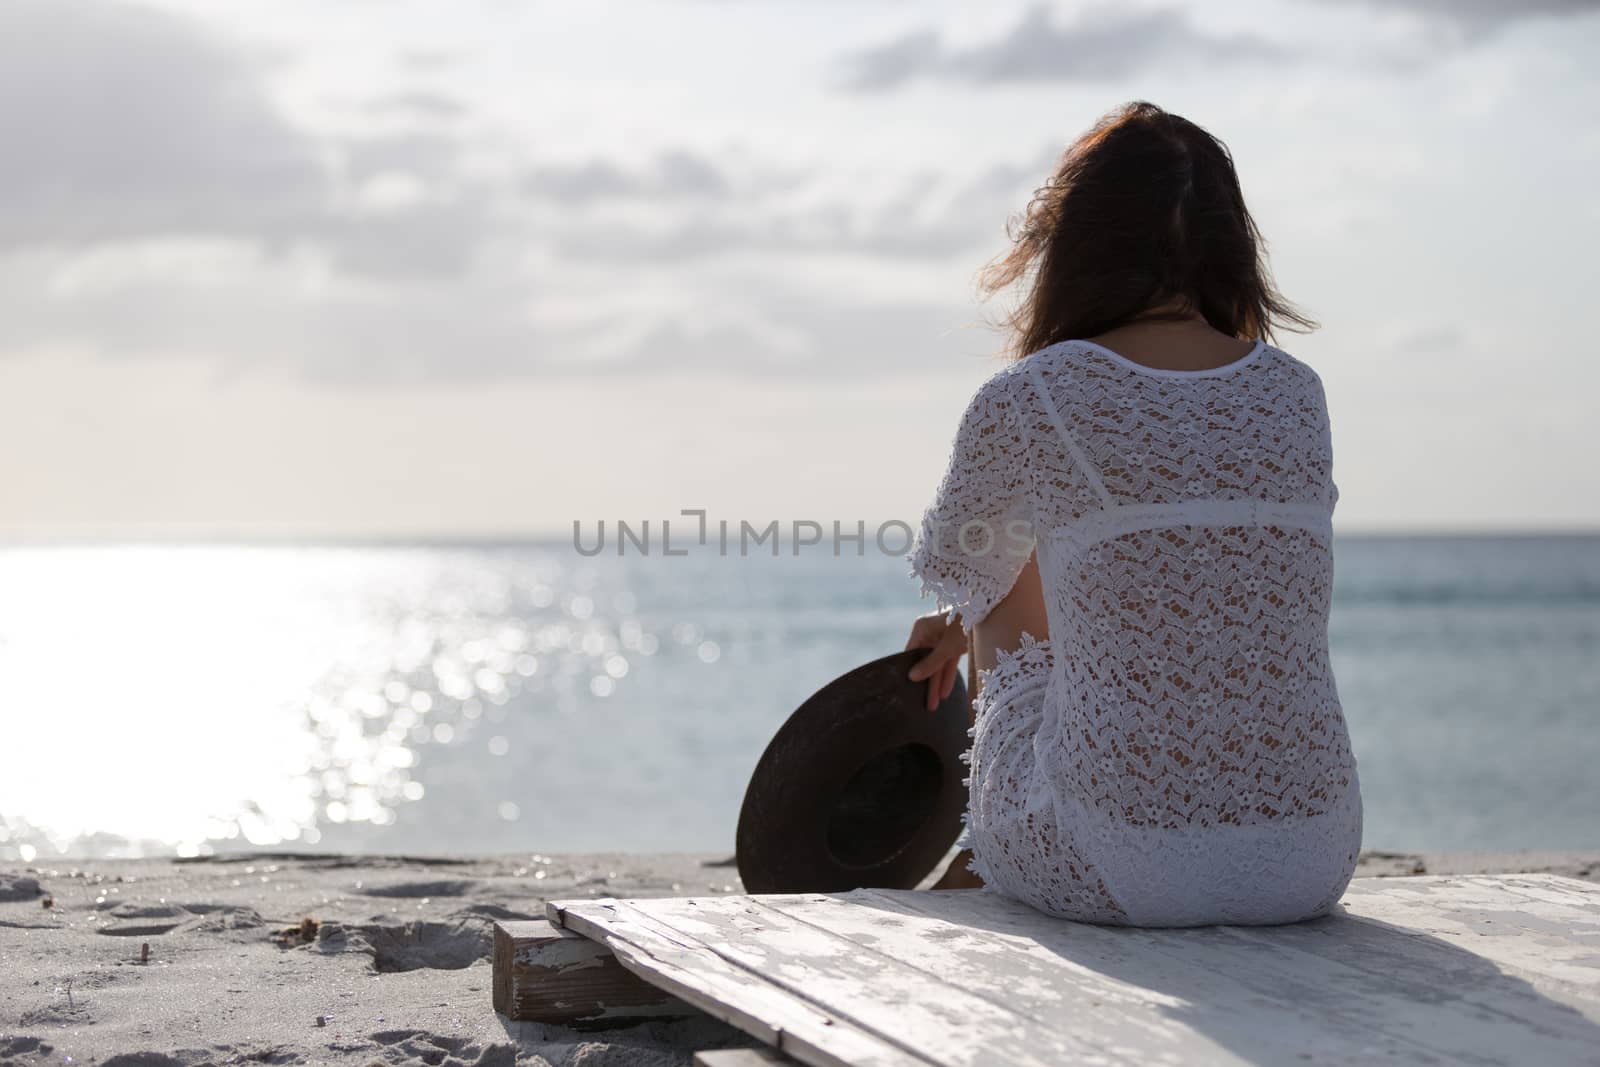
[905,610,966,712]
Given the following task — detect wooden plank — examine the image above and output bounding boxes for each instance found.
[1335,874,1600,991]
[1477,873,1600,909]
[839,887,1473,1064]
[1344,873,1600,920]
[548,899,924,1067]
[760,888,1325,1064]
[615,894,1117,1067]
[1487,871,1600,902]
[1195,911,1600,1064]
[491,918,697,1028]
[552,877,1600,1067]
[882,879,1600,1064]
[694,1049,800,1066]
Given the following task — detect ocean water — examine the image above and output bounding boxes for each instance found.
[0,535,1596,861]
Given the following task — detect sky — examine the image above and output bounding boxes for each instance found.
[2,0,1597,539]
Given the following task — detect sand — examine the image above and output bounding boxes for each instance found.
[3,846,1597,1066]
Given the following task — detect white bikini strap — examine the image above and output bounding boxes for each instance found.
[1024,359,1114,509]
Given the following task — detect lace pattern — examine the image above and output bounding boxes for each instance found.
[960,635,1132,924]
[914,340,1363,926]
[908,371,1036,627]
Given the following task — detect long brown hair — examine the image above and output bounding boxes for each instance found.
[978,101,1317,360]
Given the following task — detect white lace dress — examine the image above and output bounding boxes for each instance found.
[908,337,1363,927]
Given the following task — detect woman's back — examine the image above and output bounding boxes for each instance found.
[1017,337,1358,830]
[910,336,1363,925]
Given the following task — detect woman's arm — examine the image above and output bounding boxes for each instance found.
[905,366,1038,710]
[907,550,1048,711]
[970,551,1048,677]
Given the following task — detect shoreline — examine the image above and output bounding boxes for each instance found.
[3,847,1596,1065]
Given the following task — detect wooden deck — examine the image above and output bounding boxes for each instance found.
[517,874,1600,1066]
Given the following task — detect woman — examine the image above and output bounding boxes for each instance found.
[904,100,1363,927]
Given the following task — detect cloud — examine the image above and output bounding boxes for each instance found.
[523,151,734,202]
[524,147,1058,263]
[0,235,1008,386]
[396,48,460,73]
[1392,325,1464,356]
[594,296,1003,380]
[0,242,563,385]
[340,132,465,184]
[363,92,469,121]
[1329,0,1599,27]
[837,3,1290,92]
[1314,0,1600,60]
[0,0,508,286]
[0,0,326,249]
[1307,0,1600,70]
[0,1,1049,384]
[542,205,989,263]
[838,29,944,93]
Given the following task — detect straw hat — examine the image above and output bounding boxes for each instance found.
[735,649,971,894]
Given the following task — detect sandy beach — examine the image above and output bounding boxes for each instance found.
[2,846,1597,1066]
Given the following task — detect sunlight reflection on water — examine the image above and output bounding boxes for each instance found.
[0,544,734,858]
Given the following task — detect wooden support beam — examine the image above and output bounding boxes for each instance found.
[492,918,697,1028]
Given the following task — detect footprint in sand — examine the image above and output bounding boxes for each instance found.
[0,873,44,901]
[351,919,491,972]
[367,1029,518,1066]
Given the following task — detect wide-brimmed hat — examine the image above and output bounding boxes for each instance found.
[736,649,971,894]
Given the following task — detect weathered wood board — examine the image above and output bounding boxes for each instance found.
[694,1049,799,1066]
[546,874,1600,1067]
[492,918,697,1028]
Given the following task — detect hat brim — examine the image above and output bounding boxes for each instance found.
[736,649,970,894]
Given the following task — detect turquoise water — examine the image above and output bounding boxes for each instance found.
[0,536,1596,860]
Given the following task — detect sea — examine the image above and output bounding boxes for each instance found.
[0,535,1596,862]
